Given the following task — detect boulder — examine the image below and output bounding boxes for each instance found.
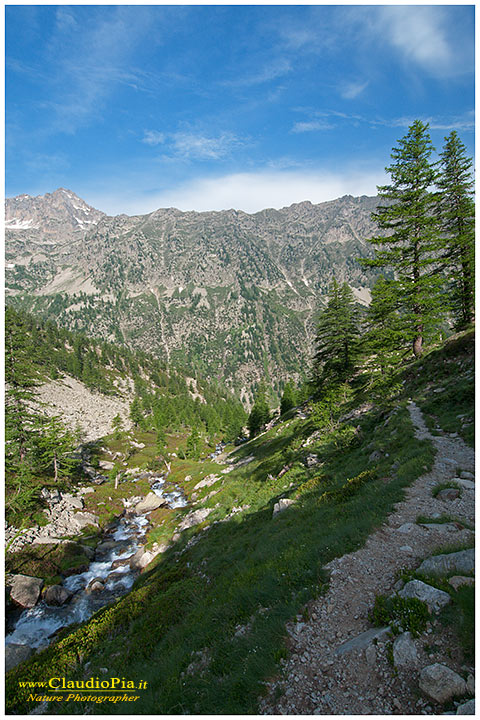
[399,580,451,613]
[419,663,467,703]
[5,643,33,672]
[397,523,418,533]
[418,549,475,577]
[134,493,167,514]
[335,626,391,656]
[111,556,134,570]
[138,548,164,570]
[273,498,294,516]
[193,474,220,491]
[99,460,114,470]
[369,450,382,463]
[393,631,418,667]
[455,478,475,491]
[448,576,474,591]
[305,454,320,468]
[466,674,475,695]
[43,585,71,606]
[86,578,105,593]
[437,488,461,501]
[69,512,99,532]
[63,495,84,510]
[9,574,44,608]
[128,548,146,569]
[106,571,128,583]
[96,540,122,556]
[457,700,475,715]
[177,507,213,531]
[460,471,474,480]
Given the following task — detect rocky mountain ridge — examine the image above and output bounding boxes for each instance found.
[6,189,380,396]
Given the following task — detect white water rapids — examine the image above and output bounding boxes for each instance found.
[6,481,188,651]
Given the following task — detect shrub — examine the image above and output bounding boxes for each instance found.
[369,594,430,637]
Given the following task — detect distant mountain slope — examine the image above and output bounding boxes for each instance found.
[5,190,379,398]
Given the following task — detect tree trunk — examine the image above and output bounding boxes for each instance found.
[413,334,423,357]
[54,452,58,482]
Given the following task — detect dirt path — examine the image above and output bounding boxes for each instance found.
[260,402,475,715]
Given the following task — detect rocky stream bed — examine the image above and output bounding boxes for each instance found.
[5,469,189,673]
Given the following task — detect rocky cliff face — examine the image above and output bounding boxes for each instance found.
[5,190,379,396]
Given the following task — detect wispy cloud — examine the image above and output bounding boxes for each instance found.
[372,113,475,132]
[292,109,475,134]
[346,5,474,79]
[142,130,166,146]
[340,80,368,100]
[377,6,452,74]
[170,132,240,160]
[224,58,292,87]
[11,7,170,134]
[291,120,334,134]
[142,130,243,161]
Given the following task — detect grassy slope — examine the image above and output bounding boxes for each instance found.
[6,331,474,714]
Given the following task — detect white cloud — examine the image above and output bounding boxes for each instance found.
[368,6,473,78]
[142,130,243,160]
[378,6,451,72]
[142,130,165,146]
[291,120,334,133]
[227,58,292,87]
[92,168,386,216]
[170,132,240,160]
[340,80,368,100]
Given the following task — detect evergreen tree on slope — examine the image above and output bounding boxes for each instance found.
[313,279,360,385]
[362,120,443,357]
[436,131,475,329]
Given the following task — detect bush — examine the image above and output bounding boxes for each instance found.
[369,594,430,637]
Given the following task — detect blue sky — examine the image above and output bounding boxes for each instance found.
[5,4,475,215]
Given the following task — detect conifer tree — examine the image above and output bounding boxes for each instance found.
[5,308,38,468]
[185,426,202,460]
[313,279,360,384]
[129,397,143,427]
[32,416,78,482]
[436,131,475,328]
[364,275,407,371]
[280,380,297,415]
[362,120,443,356]
[248,383,270,438]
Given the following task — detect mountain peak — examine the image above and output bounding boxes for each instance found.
[5,188,105,234]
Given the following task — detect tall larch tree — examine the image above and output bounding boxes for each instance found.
[362,120,443,357]
[436,131,475,329]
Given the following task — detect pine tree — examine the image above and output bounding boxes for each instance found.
[280,380,297,415]
[313,279,360,384]
[129,397,143,427]
[364,275,408,371]
[247,383,270,438]
[112,414,123,439]
[362,120,443,357]
[185,426,202,460]
[436,131,475,328]
[32,416,78,482]
[5,308,38,469]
